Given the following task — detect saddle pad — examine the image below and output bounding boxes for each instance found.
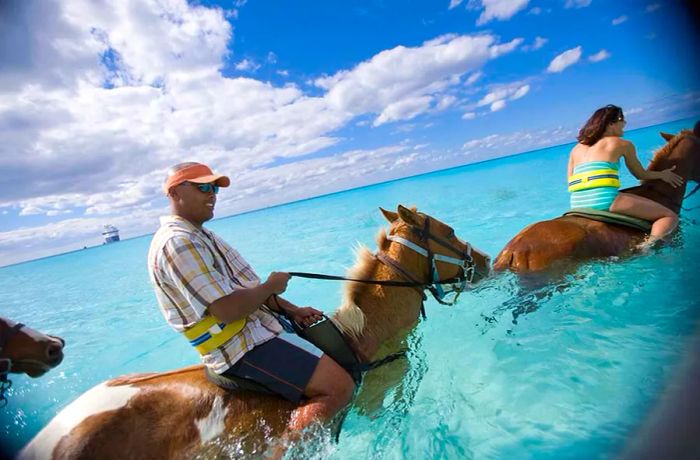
[563,207,651,232]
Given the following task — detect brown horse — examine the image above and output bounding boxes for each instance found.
[20,205,491,460]
[0,317,65,406]
[494,126,700,275]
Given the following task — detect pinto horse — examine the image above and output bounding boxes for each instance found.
[493,125,700,275]
[0,317,65,406]
[20,205,491,460]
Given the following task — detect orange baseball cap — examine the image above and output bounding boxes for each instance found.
[163,163,231,194]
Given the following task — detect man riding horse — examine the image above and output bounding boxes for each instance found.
[147,162,355,445]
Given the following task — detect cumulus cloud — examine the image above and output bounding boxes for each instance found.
[475,0,530,25]
[475,82,530,113]
[612,15,628,25]
[564,0,592,8]
[546,46,582,73]
[234,58,261,72]
[462,112,476,120]
[0,0,526,264]
[318,34,522,126]
[588,49,611,62]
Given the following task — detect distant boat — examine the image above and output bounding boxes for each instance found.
[102,224,120,244]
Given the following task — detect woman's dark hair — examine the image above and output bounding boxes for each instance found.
[577,104,624,145]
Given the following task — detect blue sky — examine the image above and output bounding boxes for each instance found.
[0,0,698,266]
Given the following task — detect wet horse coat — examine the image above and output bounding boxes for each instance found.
[20,206,491,460]
[493,128,700,274]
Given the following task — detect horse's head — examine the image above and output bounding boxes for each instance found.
[657,122,700,184]
[0,317,65,379]
[379,205,491,303]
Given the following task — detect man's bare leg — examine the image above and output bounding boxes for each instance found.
[268,355,355,458]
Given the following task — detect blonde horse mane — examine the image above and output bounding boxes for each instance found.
[649,129,692,170]
[332,228,389,338]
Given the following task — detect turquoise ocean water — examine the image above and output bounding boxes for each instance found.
[2,119,699,458]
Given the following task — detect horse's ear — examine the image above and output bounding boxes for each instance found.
[380,207,398,223]
[397,205,421,226]
[660,132,675,142]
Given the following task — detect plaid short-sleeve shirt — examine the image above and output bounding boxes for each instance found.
[147,215,282,374]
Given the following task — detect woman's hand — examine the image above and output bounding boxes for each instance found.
[658,165,684,188]
[290,307,324,328]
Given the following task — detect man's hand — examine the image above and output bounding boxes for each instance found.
[265,272,290,295]
[290,306,324,328]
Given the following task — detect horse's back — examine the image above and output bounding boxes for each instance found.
[494,216,636,273]
[20,366,294,460]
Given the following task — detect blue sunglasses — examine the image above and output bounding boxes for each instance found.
[184,182,219,194]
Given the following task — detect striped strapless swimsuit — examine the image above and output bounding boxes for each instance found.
[569,160,620,211]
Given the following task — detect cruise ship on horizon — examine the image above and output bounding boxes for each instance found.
[102,224,120,244]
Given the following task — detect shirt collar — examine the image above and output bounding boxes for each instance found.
[159,215,202,233]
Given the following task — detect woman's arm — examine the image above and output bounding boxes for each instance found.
[621,142,684,187]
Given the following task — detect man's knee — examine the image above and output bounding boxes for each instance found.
[307,355,355,403]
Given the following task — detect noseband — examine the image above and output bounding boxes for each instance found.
[0,322,25,408]
[380,216,487,306]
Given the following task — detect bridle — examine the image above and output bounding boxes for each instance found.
[0,322,25,408]
[379,215,488,306]
[288,215,490,314]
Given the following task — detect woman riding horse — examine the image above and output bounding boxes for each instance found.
[495,119,700,274]
[568,105,683,249]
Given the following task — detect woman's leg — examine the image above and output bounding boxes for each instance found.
[610,192,679,246]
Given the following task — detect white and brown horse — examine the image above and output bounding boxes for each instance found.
[0,317,65,406]
[20,205,491,460]
[494,125,700,276]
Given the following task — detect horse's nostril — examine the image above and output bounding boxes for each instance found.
[47,343,64,359]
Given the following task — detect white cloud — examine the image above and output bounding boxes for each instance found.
[0,0,529,264]
[645,3,660,13]
[318,34,522,126]
[588,49,611,62]
[546,46,582,73]
[523,36,547,52]
[374,96,433,126]
[477,83,530,107]
[436,95,457,111]
[511,85,530,99]
[234,58,261,72]
[469,82,530,114]
[465,71,484,85]
[612,15,628,25]
[462,112,476,120]
[476,0,530,25]
[626,107,643,115]
[564,0,592,8]
[490,100,506,112]
[449,0,464,9]
[462,125,576,159]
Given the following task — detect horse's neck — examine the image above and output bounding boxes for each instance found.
[342,246,426,362]
[631,179,685,214]
[634,136,694,213]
